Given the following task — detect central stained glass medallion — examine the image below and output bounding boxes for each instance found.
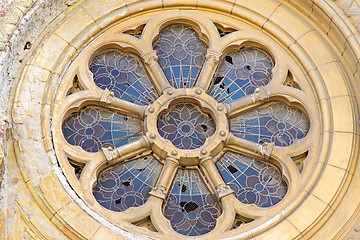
[157,103,216,150]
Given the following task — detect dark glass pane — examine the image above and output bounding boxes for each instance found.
[209,47,273,103]
[230,102,309,147]
[164,169,221,236]
[217,152,287,207]
[90,51,158,105]
[153,25,207,88]
[63,107,142,152]
[157,104,215,150]
[93,156,161,212]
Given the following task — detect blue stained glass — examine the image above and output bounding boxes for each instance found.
[217,152,287,207]
[153,25,207,88]
[93,156,161,212]
[230,102,309,147]
[209,47,273,103]
[157,104,215,150]
[164,169,221,236]
[90,51,158,105]
[63,107,142,152]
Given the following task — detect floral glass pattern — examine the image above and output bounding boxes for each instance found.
[90,51,158,105]
[209,47,273,103]
[163,169,221,236]
[217,152,287,207]
[93,156,161,212]
[63,107,142,152]
[153,25,207,88]
[230,102,309,146]
[157,104,215,149]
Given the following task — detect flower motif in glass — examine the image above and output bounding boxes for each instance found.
[209,47,273,103]
[90,51,158,105]
[93,156,161,212]
[230,102,309,146]
[63,107,142,152]
[217,152,287,207]
[153,25,207,88]
[157,104,215,149]
[163,169,221,236]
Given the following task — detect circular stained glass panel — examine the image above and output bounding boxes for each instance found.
[157,103,215,150]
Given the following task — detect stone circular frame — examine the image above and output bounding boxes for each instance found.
[145,87,228,165]
[9,0,359,239]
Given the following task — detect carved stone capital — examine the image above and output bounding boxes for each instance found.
[215,183,234,198]
[206,52,221,65]
[149,184,167,199]
[102,146,119,162]
[100,88,115,106]
[199,156,213,167]
[165,157,179,167]
[251,86,270,103]
[255,142,274,160]
[142,51,158,67]
[142,134,152,148]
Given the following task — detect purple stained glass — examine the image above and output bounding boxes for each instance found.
[209,47,273,103]
[93,156,161,212]
[164,169,221,236]
[217,152,287,207]
[230,102,309,147]
[90,51,158,105]
[157,104,215,150]
[153,25,207,88]
[63,107,142,152]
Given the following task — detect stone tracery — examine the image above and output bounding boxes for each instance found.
[58,22,311,236]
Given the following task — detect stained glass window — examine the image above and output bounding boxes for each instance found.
[90,51,158,105]
[209,47,273,103]
[163,169,221,236]
[93,156,161,212]
[58,21,312,238]
[153,25,207,88]
[157,103,215,149]
[230,102,309,147]
[62,107,142,152]
[217,152,287,207]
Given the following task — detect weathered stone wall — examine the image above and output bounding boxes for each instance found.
[0,1,80,239]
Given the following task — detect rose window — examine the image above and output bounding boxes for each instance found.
[54,19,314,238]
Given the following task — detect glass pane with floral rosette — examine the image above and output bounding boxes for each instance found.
[63,107,142,152]
[153,25,207,89]
[157,103,215,150]
[209,47,273,103]
[90,50,158,105]
[163,169,221,236]
[93,156,161,212]
[230,102,309,147]
[217,152,287,207]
